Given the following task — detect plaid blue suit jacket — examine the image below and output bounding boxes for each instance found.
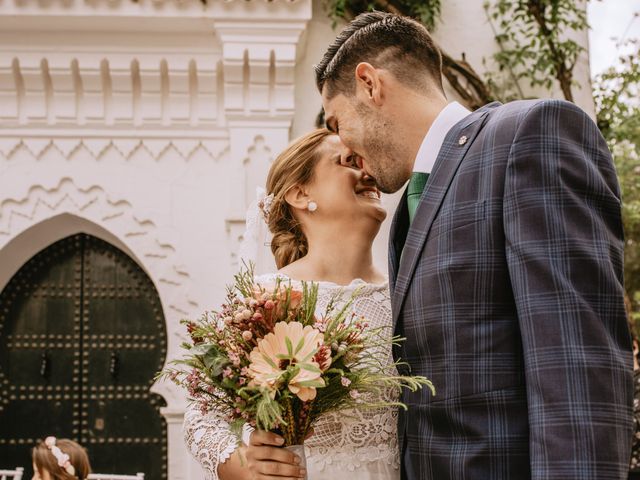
[389,100,633,479]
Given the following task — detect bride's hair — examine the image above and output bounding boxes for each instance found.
[266,128,333,269]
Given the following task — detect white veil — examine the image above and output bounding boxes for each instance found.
[237,187,276,275]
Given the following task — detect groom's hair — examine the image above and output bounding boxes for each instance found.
[315,12,444,99]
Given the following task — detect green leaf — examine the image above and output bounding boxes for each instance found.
[285,337,294,357]
[295,379,326,388]
[295,336,306,355]
[261,353,279,369]
[299,363,322,374]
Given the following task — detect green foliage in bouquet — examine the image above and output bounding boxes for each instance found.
[158,265,434,446]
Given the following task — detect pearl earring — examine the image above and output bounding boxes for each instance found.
[307,201,318,212]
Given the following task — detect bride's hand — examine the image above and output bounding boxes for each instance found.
[245,431,306,479]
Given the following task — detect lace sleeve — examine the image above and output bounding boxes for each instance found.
[183,403,240,480]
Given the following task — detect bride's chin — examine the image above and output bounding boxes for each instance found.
[364,203,387,223]
[360,208,387,225]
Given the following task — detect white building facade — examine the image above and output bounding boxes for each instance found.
[0,1,594,478]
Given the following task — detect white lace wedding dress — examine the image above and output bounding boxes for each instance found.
[183,274,400,480]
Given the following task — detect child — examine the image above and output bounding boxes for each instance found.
[32,437,91,480]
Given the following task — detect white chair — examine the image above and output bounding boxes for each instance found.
[88,474,144,480]
[0,468,24,480]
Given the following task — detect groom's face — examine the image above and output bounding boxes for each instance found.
[322,87,408,194]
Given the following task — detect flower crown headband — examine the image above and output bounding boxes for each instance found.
[44,436,76,476]
[257,190,274,222]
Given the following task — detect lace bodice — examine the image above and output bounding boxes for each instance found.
[183,274,400,479]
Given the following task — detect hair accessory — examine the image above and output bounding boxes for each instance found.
[44,436,76,476]
[307,200,318,212]
[258,191,275,222]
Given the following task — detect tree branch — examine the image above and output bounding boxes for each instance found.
[441,51,495,110]
[526,0,574,102]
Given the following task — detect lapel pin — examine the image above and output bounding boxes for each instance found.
[458,135,468,146]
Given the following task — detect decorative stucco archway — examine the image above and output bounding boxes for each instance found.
[0,178,199,477]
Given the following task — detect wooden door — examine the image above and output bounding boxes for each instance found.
[0,234,168,479]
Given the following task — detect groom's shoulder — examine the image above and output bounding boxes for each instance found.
[490,98,588,127]
[475,99,592,149]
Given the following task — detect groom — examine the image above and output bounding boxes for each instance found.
[316,12,633,480]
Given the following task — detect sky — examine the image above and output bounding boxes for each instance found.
[588,0,640,77]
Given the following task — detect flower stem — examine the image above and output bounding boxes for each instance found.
[299,400,314,441]
[283,396,296,446]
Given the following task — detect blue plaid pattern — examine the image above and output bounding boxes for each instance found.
[389,100,633,479]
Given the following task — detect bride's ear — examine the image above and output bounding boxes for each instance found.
[284,185,310,212]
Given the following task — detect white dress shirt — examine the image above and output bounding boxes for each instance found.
[413,101,471,173]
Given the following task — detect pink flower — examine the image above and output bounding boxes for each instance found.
[313,317,327,333]
[313,344,332,372]
[349,389,361,399]
[247,321,325,401]
[341,377,351,387]
[228,352,241,367]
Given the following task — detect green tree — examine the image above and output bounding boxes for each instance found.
[485,0,588,102]
[593,41,640,322]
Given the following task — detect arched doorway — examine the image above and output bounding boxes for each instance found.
[0,234,168,479]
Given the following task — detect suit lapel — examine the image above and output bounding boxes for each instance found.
[391,104,497,328]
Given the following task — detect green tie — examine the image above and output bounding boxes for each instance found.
[407,172,429,224]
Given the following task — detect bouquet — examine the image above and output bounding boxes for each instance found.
[160,266,434,449]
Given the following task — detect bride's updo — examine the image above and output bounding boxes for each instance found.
[266,129,333,269]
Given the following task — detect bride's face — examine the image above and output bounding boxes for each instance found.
[304,135,387,228]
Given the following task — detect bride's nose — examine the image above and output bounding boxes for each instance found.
[340,151,364,169]
[352,154,364,169]
[359,170,376,185]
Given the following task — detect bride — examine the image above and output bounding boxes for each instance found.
[183,129,400,480]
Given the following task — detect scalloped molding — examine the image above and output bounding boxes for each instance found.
[0,177,196,310]
[0,137,229,162]
[0,178,196,407]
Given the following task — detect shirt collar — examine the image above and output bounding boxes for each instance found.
[413,101,471,173]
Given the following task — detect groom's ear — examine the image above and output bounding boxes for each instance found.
[284,185,310,212]
[354,62,384,106]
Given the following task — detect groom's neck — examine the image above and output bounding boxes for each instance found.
[390,89,449,167]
